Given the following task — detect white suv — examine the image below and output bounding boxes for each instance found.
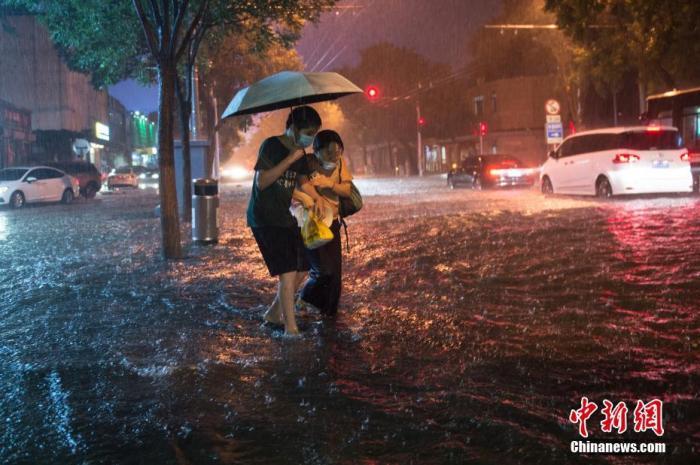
[540,126,693,197]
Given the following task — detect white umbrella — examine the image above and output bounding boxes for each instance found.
[221,71,363,119]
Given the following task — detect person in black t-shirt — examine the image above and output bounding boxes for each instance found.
[247,106,330,336]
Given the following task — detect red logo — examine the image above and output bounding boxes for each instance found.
[601,400,629,434]
[569,398,664,438]
[633,399,665,437]
[569,397,598,438]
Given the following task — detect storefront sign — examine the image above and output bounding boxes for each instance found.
[95,122,110,141]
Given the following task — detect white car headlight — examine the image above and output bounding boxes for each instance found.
[0,186,8,194]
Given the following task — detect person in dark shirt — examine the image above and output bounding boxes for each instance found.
[247,106,329,336]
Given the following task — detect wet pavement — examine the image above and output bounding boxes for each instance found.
[1,176,699,464]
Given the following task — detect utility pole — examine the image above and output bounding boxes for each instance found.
[210,84,221,179]
[416,100,423,176]
[191,66,201,139]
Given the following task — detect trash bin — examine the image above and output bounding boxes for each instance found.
[192,178,219,244]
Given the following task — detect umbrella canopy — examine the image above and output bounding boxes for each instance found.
[221,71,363,119]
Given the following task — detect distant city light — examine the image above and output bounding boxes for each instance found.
[222,165,251,181]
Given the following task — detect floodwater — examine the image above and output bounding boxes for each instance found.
[0,177,698,464]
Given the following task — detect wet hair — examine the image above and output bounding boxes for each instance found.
[313,129,344,153]
[285,106,322,130]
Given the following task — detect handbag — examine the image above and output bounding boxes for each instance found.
[301,212,334,250]
[337,158,363,217]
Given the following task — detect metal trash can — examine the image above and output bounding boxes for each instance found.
[192,178,219,244]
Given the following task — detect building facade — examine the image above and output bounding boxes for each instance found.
[0,15,112,167]
[423,75,571,173]
[0,99,32,169]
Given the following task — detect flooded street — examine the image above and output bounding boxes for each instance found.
[1,176,699,464]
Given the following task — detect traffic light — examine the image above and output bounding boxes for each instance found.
[365,85,379,101]
[418,116,425,126]
[479,121,488,137]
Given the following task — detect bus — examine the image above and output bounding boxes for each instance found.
[646,87,700,191]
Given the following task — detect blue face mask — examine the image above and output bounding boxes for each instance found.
[296,132,314,148]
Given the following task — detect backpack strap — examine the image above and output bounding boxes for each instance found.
[340,217,350,253]
[337,158,350,253]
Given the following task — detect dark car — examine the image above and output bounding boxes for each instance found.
[447,154,539,190]
[46,161,102,198]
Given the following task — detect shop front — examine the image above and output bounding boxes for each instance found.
[0,100,33,169]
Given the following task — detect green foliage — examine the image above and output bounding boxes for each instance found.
[339,43,449,150]
[545,0,700,91]
[336,43,472,172]
[468,0,564,81]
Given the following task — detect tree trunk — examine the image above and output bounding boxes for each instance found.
[176,72,193,224]
[158,61,183,259]
[638,79,647,117]
[658,67,676,91]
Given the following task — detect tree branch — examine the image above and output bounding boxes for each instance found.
[171,0,191,55]
[133,0,159,56]
[175,0,209,61]
[161,0,171,50]
[189,23,207,64]
[147,0,163,29]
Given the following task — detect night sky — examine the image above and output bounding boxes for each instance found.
[109,0,502,112]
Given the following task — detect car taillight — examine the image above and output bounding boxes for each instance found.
[680,151,690,162]
[613,153,640,164]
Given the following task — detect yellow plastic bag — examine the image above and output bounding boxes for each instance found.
[301,212,334,249]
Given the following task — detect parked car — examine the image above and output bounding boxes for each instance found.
[0,166,80,209]
[46,161,102,198]
[540,126,693,197]
[135,166,159,184]
[447,154,538,189]
[107,166,139,189]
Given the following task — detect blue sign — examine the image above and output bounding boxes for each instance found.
[546,122,564,143]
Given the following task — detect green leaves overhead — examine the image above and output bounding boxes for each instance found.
[545,0,700,91]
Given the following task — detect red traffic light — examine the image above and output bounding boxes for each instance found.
[418,116,425,126]
[479,121,488,136]
[365,85,379,101]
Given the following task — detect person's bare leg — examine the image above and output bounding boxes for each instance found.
[295,272,307,289]
[294,271,308,309]
[263,287,283,325]
[279,271,300,335]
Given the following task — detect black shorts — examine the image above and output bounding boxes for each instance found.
[251,226,310,277]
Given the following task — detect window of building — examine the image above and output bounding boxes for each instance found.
[474,96,484,117]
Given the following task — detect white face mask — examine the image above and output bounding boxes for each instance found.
[315,152,337,170]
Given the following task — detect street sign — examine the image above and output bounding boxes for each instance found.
[546,114,561,123]
[545,99,561,115]
[72,138,90,158]
[546,122,564,144]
